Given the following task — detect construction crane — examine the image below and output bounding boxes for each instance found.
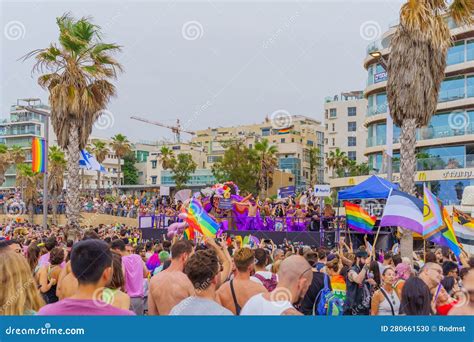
[130,115,195,143]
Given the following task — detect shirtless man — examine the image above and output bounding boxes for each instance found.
[217,247,267,315]
[56,261,78,300]
[148,240,195,315]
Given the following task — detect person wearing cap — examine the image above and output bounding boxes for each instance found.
[345,248,371,315]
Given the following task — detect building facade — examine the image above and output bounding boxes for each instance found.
[0,99,55,189]
[331,18,474,205]
[324,91,368,177]
[191,115,325,190]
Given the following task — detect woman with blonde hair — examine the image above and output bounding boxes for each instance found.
[0,250,45,315]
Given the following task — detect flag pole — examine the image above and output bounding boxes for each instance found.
[423,238,426,262]
[371,225,382,260]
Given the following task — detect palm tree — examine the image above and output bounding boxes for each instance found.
[387,1,472,258]
[326,148,349,178]
[26,13,122,229]
[16,163,43,223]
[308,147,321,187]
[110,134,131,187]
[48,146,67,225]
[9,145,26,181]
[0,144,11,186]
[159,146,176,170]
[254,139,278,198]
[88,140,109,191]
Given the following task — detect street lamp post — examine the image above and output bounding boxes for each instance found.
[369,51,393,182]
[20,106,50,230]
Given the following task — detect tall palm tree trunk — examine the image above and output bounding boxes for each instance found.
[399,118,417,258]
[52,193,58,225]
[117,157,121,187]
[97,170,101,194]
[66,125,82,231]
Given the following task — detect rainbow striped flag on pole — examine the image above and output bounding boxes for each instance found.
[184,199,219,237]
[423,184,462,257]
[31,137,46,173]
[343,201,376,234]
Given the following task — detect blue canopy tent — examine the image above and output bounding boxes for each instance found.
[338,175,398,200]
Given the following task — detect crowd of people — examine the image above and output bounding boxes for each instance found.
[1,219,473,316]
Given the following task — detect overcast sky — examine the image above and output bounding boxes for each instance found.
[1,0,404,143]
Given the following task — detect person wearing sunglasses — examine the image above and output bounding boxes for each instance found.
[371,267,400,316]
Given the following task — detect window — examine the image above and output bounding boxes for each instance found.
[151,176,157,184]
[248,144,252,149]
[207,156,222,163]
[348,107,357,117]
[348,137,357,146]
[332,123,335,131]
[329,108,337,118]
[325,124,328,130]
[332,138,335,146]
[324,138,328,145]
[281,138,285,143]
[262,128,270,136]
[291,138,294,143]
[151,160,157,169]
[439,76,465,102]
[325,110,328,119]
[348,151,356,161]
[307,140,314,146]
[348,122,357,132]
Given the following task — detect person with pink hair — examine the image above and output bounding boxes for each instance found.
[394,262,412,299]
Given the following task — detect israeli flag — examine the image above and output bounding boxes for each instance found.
[79,150,107,173]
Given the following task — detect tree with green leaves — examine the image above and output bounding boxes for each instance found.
[88,140,109,190]
[387,1,473,258]
[110,134,131,187]
[170,153,197,190]
[308,147,321,187]
[16,163,43,223]
[255,139,278,198]
[160,146,176,170]
[26,13,122,229]
[48,146,67,224]
[123,151,139,185]
[326,148,349,178]
[0,144,11,186]
[212,141,259,195]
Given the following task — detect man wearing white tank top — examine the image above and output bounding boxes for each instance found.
[241,255,313,315]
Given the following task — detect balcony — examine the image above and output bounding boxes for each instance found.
[391,154,474,173]
[367,102,388,116]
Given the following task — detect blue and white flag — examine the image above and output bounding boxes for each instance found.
[379,189,423,234]
[79,150,106,173]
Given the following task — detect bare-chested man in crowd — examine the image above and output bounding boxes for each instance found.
[148,240,195,315]
[217,247,267,315]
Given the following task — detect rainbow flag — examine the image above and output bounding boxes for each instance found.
[183,227,195,240]
[423,184,445,240]
[31,137,46,173]
[278,127,291,134]
[423,185,461,257]
[184,199,219,237]
[343,201,376,234]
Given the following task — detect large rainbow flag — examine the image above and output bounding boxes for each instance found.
[343,201,376,234]
[184,199,219,237]
[31,137,46,173]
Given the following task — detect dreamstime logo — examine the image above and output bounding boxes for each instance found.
[7,202,25,220]
[452,288,470,308]
[182,21,204,41]
[269,287,292,307]
[448,110,470,130]
[4,21,26,41]
[359,20,381,41]
[94,110,115,130]
[270,109,293,129]
[92,288,111,308]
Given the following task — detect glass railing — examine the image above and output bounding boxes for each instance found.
[417,123,474,140]
[447,50,466,66]
[367,103,388,116]
[367,136,386,147]
[439,87,466,102]
[416,154,473,171]
[1,128,39,136]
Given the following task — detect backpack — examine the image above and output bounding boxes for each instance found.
[313,274,345,316]
[253,273,278,292]
[313,274,332,315]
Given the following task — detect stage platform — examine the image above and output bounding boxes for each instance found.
[139,228,394,249]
